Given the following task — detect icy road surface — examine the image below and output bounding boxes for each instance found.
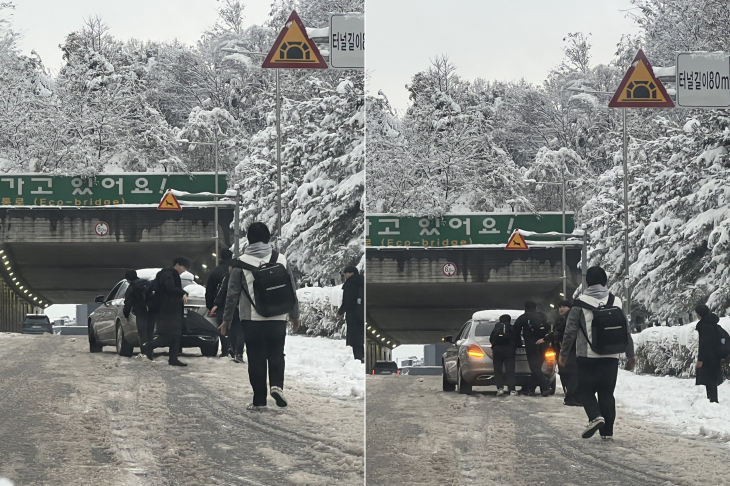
[366,375,730,486]
[0,333,364,486]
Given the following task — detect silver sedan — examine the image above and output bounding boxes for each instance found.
[441,310,557,394]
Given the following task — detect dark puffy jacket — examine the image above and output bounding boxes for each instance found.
[514,311,550,353]
[205,259,234,310]
[339,274,364,347]
[123,278,149,320]
[696,314,724,387]
[151,268,187,337]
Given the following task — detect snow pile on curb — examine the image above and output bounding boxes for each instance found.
[616,370,730,441]
[296,287,345,338]
[632,317,730,377]
[285,335,364,399]
[0,479,14,486]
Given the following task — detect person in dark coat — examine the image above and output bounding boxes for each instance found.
[338,266,364,363]
[514,300,551,396]
[695,304,723,403]
[206,249,235,357]
[142,258,190,366]
[211,266,244,363]
[538,300,580,406]
[490,314,517,396]
[123,270,153,359]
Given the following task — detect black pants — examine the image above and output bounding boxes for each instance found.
[492,345,516,392]
[229,320,245,355]
[559,359,579,401]
[351,344,364,361]
[242,320,287,406]
[706,383,719,403]
[136,312,154,347]
[148,334,181,362]
[527,348,550,393]
[577,357,618,436]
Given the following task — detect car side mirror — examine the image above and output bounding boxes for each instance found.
[94,295,105,304]
[443,335,453,343]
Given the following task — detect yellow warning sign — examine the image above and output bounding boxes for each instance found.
[262,11,328,69]
[609,49,674,108]
[157,191,181,211]
[505,231,529,250]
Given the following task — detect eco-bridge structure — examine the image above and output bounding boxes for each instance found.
[365,213,583,347]
[0,173,232,332]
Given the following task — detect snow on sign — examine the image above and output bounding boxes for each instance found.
[262,11,328,69]
[505,231,529,250]
[157,191,181,211]
[442,262,457,277]
[329,13,364,69]
[676,52,730,108]
[609,49,674,108]
[94,221,109,236]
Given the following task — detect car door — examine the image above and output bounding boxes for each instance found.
[96,282,124,342]
[444,321,471,381]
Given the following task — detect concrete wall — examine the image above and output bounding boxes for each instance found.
[424,344,451,366]
[0,276,36,332]
[76,303,101,328]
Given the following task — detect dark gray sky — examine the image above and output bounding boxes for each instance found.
[11,0,273,72]
[367,0,641,112]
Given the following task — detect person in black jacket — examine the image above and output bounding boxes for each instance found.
[695,304,723,403]
[514,300,551,396]
[211,266,244,363]
[206,249,234,357]
[123,270,153,359]
[338,266,364,362]
[142,258,190,366]
[490,314,517,396]
[538,300,580,406]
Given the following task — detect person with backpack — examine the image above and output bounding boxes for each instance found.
[694,304,724,404]
[338,266,364,363]
[560,266,635,440]
[538,300,580,406]
[211,266,245,363]
[123,270,153,359]
[514,301,552,396]
[141,258,190,366]
[490,314,517,396]
[221,222,300,410]
[206,249,235,357]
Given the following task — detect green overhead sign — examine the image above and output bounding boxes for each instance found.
[0,173,227,207]
[366,213,575,247]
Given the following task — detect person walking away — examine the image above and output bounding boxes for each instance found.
[338,266,365,363]
[211,266,245,363]
[514,301,551,396]
[142,258,190,366]
[123,270,153,359]
[560,266,635,440]
[490,314,517,396]
[206,249,235,357]
[538,300,580,406]
[695,304,724,403]
[222,222,301,410]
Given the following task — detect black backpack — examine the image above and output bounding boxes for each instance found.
[718,325,730,360]
[240,251,296,318]
[492,322,514,346]
[574,294,629,355]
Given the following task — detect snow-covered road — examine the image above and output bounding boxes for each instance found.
[367,374,730,486]
[0,333,364,486]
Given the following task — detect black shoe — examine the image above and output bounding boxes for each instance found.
[141,343,154,360]
[234,354,243,363]
[541,390,550,397]
[169,358,187,367]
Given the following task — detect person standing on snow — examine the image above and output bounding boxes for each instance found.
[142,258,190,367]
[338,266,364,363]
[123,270,153,359]
[206,248,235,357]
[560,266,635,440]
[490,314,517,396]
[211,265,245,363]
[538,299,580,406]
[514,301,552,396]
[695,304,723,404]
[221,222,300,410]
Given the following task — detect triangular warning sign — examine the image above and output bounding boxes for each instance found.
[505,231,529,251]
[609,49,674,108]
[262,11,328,69]
[157,191,181,211]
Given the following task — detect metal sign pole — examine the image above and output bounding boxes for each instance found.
[234,186,241,259]
[276,69,282,251]
[623,108,631,318]
[561,178,567,298]
[582,231,588,292]
[214,133,220,267]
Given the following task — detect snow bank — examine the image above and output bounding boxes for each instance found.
[0,478,15,486]
[285,335,364,399]
[616,370,730,442]
[296,287,345,338]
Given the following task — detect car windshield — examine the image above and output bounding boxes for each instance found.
[473,320,498,337]
[24,316,50,323]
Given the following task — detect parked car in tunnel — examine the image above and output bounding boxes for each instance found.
[21,314,53,334]
[88,269,219,357]
[441,309,557,394]
[372,360,400,375]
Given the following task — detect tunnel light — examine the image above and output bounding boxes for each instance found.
[202,264,208,269]
[33,297,37,301]
[560,293,565,297]
[0,249,4,254]
[380,337,385,341]
[38,300,43,304]
[28,293,33,297]
[195,275,200,279]
[18,285,23,289]
[212,253,217,257]
[387,341,391,344]
[11,277,16,281]
[8,272,12,276]
[367,325,371,329]
[550,304,555,308]
[1,256,6,260]
[23,289,27,294]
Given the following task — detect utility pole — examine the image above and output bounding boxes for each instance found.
[214,132,220,267]
[276,69,282,250]
[622,108,630,320]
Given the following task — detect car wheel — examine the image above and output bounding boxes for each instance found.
[116,323,134,357]
[442,362,456,392]
[457,362,472,395]
[200,341,218,357]
[88,321,103,353]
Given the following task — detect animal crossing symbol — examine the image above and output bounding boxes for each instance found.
[262,11,328,69]
[157,191,182,211]
[505,231,529,250]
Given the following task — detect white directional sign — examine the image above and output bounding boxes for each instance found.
[329,13,364,69]
[676,52,730,108]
